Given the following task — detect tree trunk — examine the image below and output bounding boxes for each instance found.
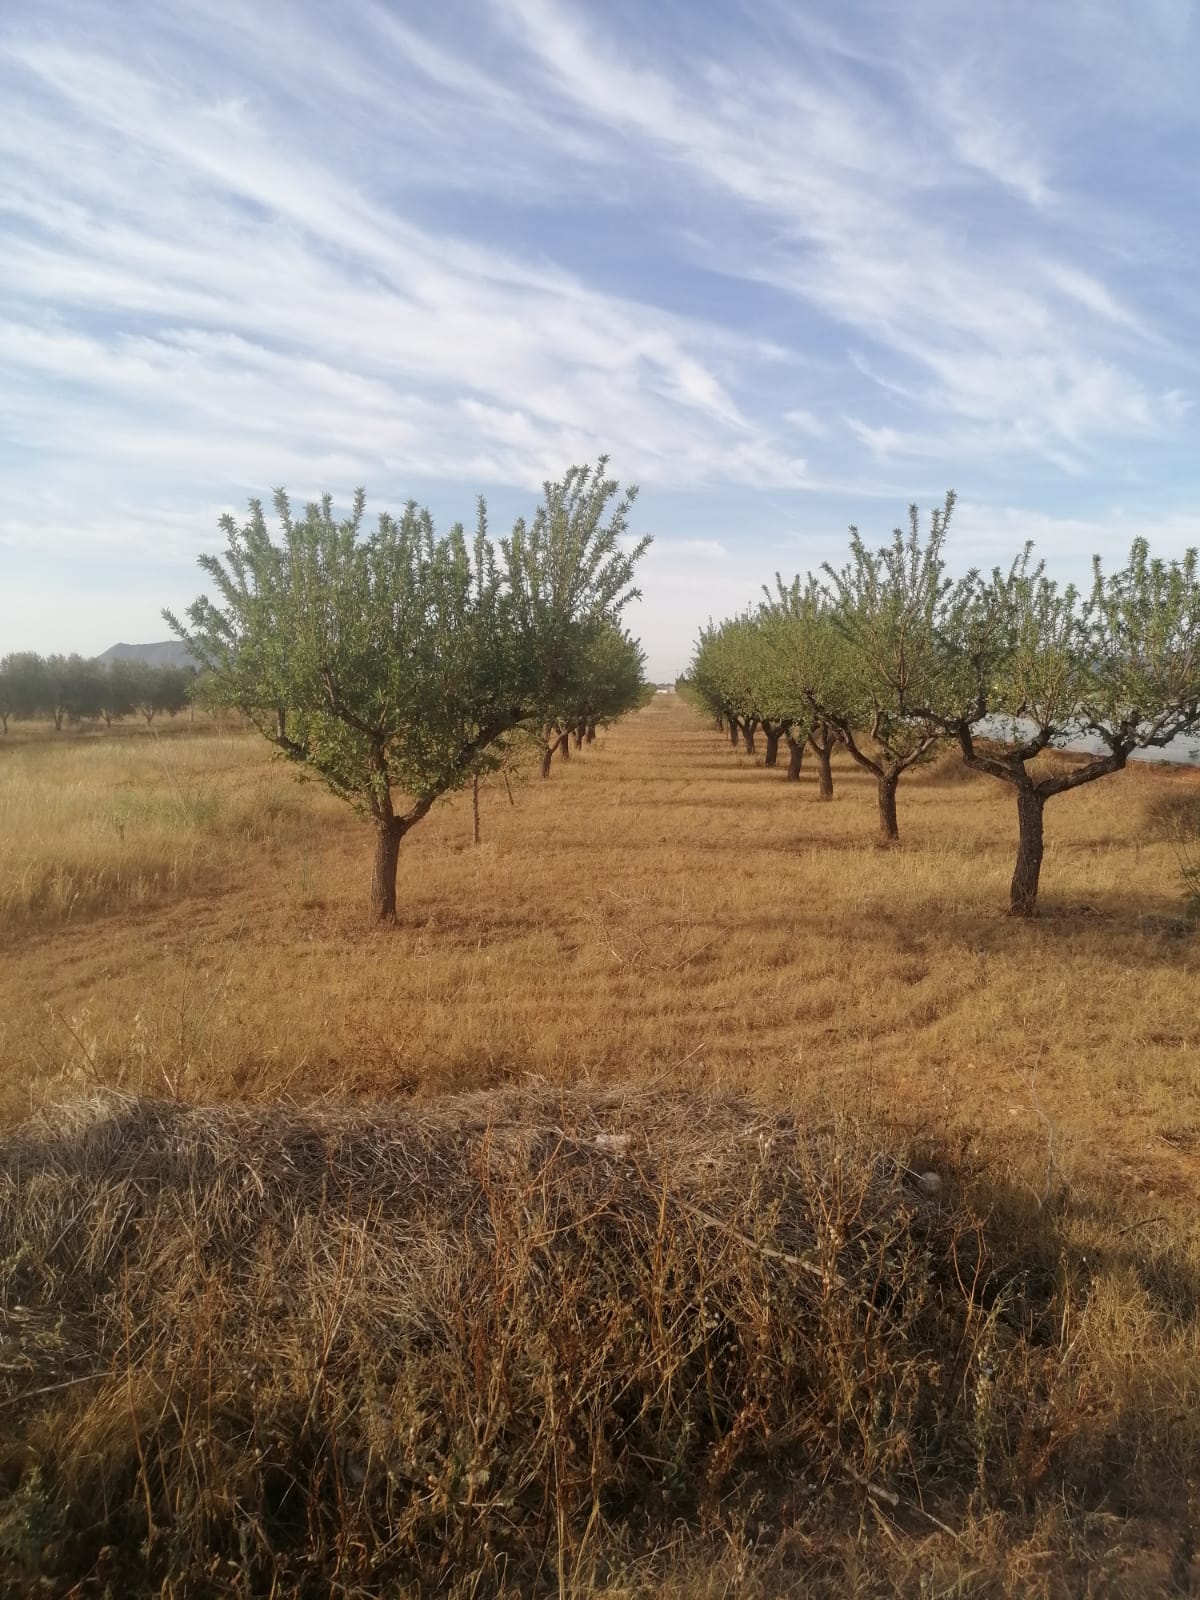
[1011,787,1046,917]
[574,725,584,750]
[1,713,8,735]
[472,773,481,846]
[53,709,64,731]
[785,738,803,782]
[742,721,757,755]
[586,722,596,743]
[540,745,554,779]
[729,719,740,749]
[811,736,834,800]
[877,771,900,843]
[763,728,780,768]
[371,821,402,921]
[559,730,571,762]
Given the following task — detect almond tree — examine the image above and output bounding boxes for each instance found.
[758,577,841,794]
[686,622,739,745]
[815,497,955,842]
[933,539,1200,915]
[689,615,765,752]
[168,463,647,920]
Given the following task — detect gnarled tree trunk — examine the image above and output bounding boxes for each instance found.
[371,819,403,921]
[559,729,571,762]
[1011,787,1046,917]
[762,723,783,768]
[877,771,900,843]
[585,722,596,743]
[809,726,836,800]
[540,744,554,779]
[728,719,740,750]
[742,720,758,755]
[784,735,804,782]
[574,725,584,750]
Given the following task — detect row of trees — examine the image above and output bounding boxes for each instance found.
[168,462,651,919]
[0,653,196,733]
[534,621,650,776]
[687,494,1200,915]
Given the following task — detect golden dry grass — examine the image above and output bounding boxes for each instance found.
[3,698,1200,1594]
[3,696,1199,1193]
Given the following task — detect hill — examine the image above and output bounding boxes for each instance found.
[96,639,196,668]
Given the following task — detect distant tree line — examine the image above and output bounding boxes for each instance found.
[684,494,1200,916]
[0,652,197,734]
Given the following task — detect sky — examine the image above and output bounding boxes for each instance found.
[2,0,1198,681]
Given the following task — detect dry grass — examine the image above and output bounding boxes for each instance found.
[4,1087,1198,1597]
[3,698,1200,1593]
[0,723,327,927]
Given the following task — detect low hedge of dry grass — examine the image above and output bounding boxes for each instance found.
[0,1087,1193,1596]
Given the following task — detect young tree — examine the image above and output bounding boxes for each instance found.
[933,539,1200,915]
[168,464,648,920]
[816,497,955,842]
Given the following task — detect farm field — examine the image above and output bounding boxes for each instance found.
[3,695,1200,1179]
[3,695,1200,1594]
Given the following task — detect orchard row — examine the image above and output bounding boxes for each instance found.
[683,495,1200,915]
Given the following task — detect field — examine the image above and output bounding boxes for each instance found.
[3,696,1200,1595]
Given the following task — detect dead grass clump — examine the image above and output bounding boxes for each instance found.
[0,1085,1082,1596]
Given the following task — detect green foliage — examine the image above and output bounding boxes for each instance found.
[815,496,955,774]
[548,621,647,731]
[756,574,846,741]
[688,614,763,728]
[936,538,1200,773]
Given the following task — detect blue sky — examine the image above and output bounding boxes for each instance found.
[2,0,1198,679]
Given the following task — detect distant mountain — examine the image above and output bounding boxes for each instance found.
[97,640,197,668]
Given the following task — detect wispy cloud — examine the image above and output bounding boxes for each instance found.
[0,0,1197,675]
